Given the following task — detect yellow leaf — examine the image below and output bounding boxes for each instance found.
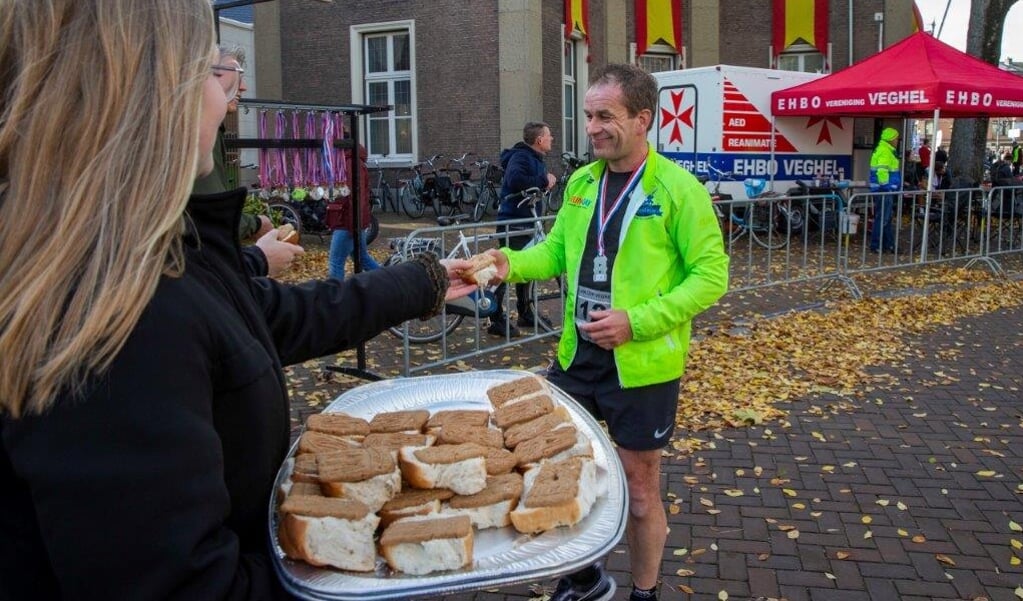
[876,499,890,507]
[897,529,909,536]
[912,535,927,543]
[673,548,688,556]
[897,501,908,511]
[676,568,695,576]
[1011,520,1023,532]
[723,489,744,497]
[976,470,997,477]
[1011,539,1023,550]
[757,553,770,560]
[718,591,729,601]
[678,584,694,594]
[1016,585,1023,599]
[936,554,956,566]
[707,509,722,515]
[669,504,681,515]
[836,551,850,559]
[1011,555,1021,566]
[861,515,873,524]
[863,530,873,539]
[700,498,715,507]
[787,529,800,539]
[783,488,797,497]
[792,503,806,510]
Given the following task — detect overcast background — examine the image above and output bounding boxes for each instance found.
[915,0,1023,62]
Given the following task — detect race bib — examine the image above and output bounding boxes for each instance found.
[575,285,611,342]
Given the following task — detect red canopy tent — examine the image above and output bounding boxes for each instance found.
[771,31,1023,119]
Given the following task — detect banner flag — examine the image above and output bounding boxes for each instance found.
[772,0,828,59]
[565,0,589,41]
[635,0,683,57]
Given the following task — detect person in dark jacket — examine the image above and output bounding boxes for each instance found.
[490,121,557,337]
[0,2,475,599]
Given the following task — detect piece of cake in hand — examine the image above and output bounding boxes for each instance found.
[317,447,401,512]
[510,456,598,534]
[379,515,474,575]
[278,495,380,572]
[442,472,524,529]
[399,443,488,495]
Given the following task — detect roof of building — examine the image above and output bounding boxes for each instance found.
[216,6,253,24]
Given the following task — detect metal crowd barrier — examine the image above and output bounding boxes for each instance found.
[382,186,1023,377]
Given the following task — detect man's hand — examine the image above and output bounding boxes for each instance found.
[255,229,304,278]
[546,173,557,190]
[577,309,633,350]
[483,249,509,284]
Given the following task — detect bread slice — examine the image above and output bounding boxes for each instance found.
[369,410,430,434]
[298,430,360,455]
[379,488,455,529]
[379,515,473,575]
[317,448,401,511]
[399,443,487,495]
[443,473,524,529]
[486,374,549,409]
[291,453,320,483]
[278,495,379,572]
[426,409,491,432]
[510,457,597,534]
[492,392,555,429]
[436,423,504,449]
[513,426,579,468]
[306,413,371,440]
[288,481,324,498]
[503,405,573,449]
[461,253,497,286]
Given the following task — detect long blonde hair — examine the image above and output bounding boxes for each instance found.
[0,0,215,417]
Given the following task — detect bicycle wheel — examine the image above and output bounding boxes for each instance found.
[547,181,565,213]
[747,203,788,250]
[380,181,394,213]
[268,202,302,242]
[384,254,463,343]
[364,214,380,245]
[475,184,499,220]
[399,184,425,218]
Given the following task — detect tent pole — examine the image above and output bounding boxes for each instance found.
[769,116,777,191]
[919,108,940,263]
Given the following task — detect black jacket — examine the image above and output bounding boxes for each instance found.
[498,141,549,220]
[0,188,439,600]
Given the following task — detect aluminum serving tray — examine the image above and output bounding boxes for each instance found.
[269,369,627,601]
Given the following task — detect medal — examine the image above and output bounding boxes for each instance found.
[593,255,608,282]
[338,184,351,197]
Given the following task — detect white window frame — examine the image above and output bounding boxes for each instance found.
[562,34,588,158]
[775,42,827,74]
[629,42,683,74]
[350,20,416,166]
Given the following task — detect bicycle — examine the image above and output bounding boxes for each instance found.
[546,151,590,214]
[469,160,502,222]
[397,154,443,219]
[445,152,479,216]
[699,165,793,250]
[368,158,396,214]
[384,186,563,343]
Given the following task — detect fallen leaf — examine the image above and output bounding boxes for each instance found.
[718,591,728,601]
[1011,539,1022,550]
[825,572,836,580]
[912,535,927,543]
[1010,520,1022,532]
[723,489,744,497]
[757,553,770,560]
[1010,556,1021,566]
[782,488,797,497]
[936,554,956,566]
[700,498,714,507]
[673,548,688,557]
[897,501,908,511]
[861,516,873,524]
[836,551,850,559]
[678,584,694,594]
[876,499,890,507]
[976,470,997,477]
[676,568,695,576]
[787,529,800,539]
[864,530,873,539]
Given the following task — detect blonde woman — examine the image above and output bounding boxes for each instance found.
[0,1,473,598]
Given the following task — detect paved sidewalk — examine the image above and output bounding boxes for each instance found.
[425,303,1023,601]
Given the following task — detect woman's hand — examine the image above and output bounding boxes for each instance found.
[439,258,479,300]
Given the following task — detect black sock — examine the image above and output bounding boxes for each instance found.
[631,585,656,599]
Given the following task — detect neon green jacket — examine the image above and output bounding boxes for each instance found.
[501,145,729,388]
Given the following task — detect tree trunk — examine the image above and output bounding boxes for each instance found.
[947,0,1018,184]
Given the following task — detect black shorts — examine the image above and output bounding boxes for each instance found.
[547,362,680,452]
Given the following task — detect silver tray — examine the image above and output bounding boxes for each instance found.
[270,369,627,601]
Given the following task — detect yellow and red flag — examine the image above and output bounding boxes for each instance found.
[565,0,589,41]
[635,0,683,57]
[772,0,828,58]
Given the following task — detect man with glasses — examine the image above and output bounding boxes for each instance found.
[194,44,303,278]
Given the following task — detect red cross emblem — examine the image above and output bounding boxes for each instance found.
[659,90,694,146]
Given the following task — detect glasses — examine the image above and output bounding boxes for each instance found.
[212,64,245,102]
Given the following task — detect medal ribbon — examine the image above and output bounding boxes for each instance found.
[321,112,335,192]
[595,159,647,257]
[257,109,269,190]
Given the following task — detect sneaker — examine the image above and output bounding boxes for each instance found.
[517,312,554,330]
[629,587,658,601]
[486,320,520,338]
[549,564,616,601]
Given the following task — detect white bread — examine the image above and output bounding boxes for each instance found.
[319,470,401,513]
[379,515,473,575]
[317,448,401,512]
[486,374,550,409]
[442,473,523,530]
[278,495,379,572]
[378,488,455,529]
[399,443,488,495]
[510,457,597,534]
[276,223,300,244]
[503,405,573,449]
[461,253,497,286]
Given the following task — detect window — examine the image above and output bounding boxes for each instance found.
[776,43,826,73]
[562,39,578,157]
[351,22,416,163]
[634,43,681,74]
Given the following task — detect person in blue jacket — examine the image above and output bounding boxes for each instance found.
[489,121,558,337]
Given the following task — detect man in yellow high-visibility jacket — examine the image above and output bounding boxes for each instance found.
[869,127,901,253]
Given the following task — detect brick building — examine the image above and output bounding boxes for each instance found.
[253,0,918,174]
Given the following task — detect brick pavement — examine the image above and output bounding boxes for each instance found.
[285,214,1023,600]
